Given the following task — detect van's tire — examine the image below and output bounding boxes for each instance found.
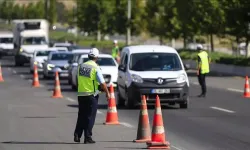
[125,90,135,109]
[117,87,125,107]
[179,96,189,109]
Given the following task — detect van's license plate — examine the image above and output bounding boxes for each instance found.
[151,89,170,94]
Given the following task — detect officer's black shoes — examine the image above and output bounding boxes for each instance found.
[84,138,96,144]
[74,135,80,143]
[197,94,206,98]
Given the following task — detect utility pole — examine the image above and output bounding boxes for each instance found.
[44,0,48,20]
[126,0,131,45]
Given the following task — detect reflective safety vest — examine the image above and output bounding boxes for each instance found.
[112,46,119,58]
[197,51,210,74]
[77,60,99,96]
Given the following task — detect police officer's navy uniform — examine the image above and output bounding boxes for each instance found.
[197,50,210,97]
[74,60,100,144]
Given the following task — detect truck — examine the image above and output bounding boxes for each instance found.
[12,19,49,66]
[0,31,14,58]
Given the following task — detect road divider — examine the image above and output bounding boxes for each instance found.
[103,84,120,125]
[51,71,63,99]
[66,97,76,102]
[210,106,235,113]
[0,63,4,82]
[32,64,40,88]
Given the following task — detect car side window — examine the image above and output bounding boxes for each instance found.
[120,52,125,65]
[124,54,128,66]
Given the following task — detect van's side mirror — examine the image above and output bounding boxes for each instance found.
[44,59,47,62]
[184,64,190,70]
[118,64,126,72]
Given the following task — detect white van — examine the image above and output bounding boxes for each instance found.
[117,45,190,109]
[0,32,14,57]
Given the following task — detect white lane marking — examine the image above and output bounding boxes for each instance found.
[20,75,24,78]
[227,88,243,93]
[66,97,76,102]
[210,106,235,113]
[28,79,32,82]
[97,110,103,114]
[120,122,134,128]
[171,145,184,150]
[12,70,16,74]
[192,82,199,85]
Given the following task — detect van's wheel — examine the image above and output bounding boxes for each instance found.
[125,90,135,109]
[179,96,189,109]
[117,87,125,107]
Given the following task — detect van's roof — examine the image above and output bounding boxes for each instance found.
[123,45,177,54]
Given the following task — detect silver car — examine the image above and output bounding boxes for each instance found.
[43,51,73,79]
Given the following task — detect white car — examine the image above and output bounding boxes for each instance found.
[117,45,190,109]
[71,54,118,90]
[29,48,58,73]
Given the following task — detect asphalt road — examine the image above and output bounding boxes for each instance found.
[1,56,250,150]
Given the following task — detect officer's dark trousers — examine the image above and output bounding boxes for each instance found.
[198,73,207,95]
[74,95,99,139]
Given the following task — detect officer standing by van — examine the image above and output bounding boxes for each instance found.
[196,44,210,97]
[111,40,120,63]
[74,48,110,144]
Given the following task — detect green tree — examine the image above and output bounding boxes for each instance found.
[146,0,180,44]
[194,0,226,52]
[176,0,198,48]
[48,0,57,25]
[114,0,147,35]
[223,0,250,56]
[0,0,14,23]
[77,0,116,41]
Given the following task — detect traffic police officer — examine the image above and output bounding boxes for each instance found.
[197,44,210,97]
[111,40,120,63]
[74,48,110,144]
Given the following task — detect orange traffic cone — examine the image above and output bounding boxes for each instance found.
[244,76,250,98]
[52,71,63,98]
[32,64,40,87]
[103,84,120,125]
[133,95,151,143]
[146,95,170,149]
[0,63,4,82]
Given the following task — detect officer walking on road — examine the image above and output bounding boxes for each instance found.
[196,44,210,97]
[111,40,120,63]
[74,48,110,144]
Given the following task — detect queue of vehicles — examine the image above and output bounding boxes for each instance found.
[0,19,191,109]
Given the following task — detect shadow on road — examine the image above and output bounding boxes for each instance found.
[2,141,80,144]
[46,82,69,86]
[47,88,76,92]
[187,71,235,77]
[22,116,58,118]
[67,104,179,110]
[104,147,145,149]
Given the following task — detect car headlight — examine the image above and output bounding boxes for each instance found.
[20,48,23,52]
[64,64,69,69]
[176,74,186,83]
[47,64,55,71]
[131,74,143,83]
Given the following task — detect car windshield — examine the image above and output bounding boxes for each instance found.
[0,37,13,43]
[82,57,116,66]
[129,53,182,71]
[22,37,47,45]
[36,51,51,56]
[51,53,73,61]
